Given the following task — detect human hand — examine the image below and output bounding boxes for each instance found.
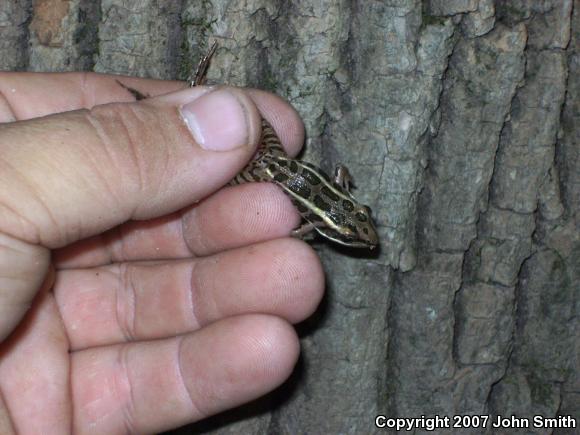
[0,72,324,434]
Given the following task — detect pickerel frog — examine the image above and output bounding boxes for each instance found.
[193,42,379,249]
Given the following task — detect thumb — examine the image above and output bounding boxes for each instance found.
[0,86,261,341]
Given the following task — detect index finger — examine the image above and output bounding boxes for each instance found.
[0,72,186,121]
[0,72,305,157]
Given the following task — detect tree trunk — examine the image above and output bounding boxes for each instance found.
[2,0,578,433]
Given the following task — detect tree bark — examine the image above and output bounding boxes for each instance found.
[1,0,578,433]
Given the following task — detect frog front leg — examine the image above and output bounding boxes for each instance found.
[291,221,325,239]
[334,164,353,192]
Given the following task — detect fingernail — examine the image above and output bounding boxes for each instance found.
[180,89,248,151]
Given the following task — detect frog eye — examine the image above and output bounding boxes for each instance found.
[355,212,368,222]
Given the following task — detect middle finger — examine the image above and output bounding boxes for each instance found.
[54,182,301,268]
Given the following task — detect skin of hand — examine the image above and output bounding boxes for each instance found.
[0,72,324,434]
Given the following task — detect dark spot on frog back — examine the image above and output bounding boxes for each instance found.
[342,199,354,212]
[287,178,312,198]
[355,212,368,222]
[321,186,340,201]
[302,168,321,185]
[313,195,332,212]
[274,172,289,183]
[291,200,309,213]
